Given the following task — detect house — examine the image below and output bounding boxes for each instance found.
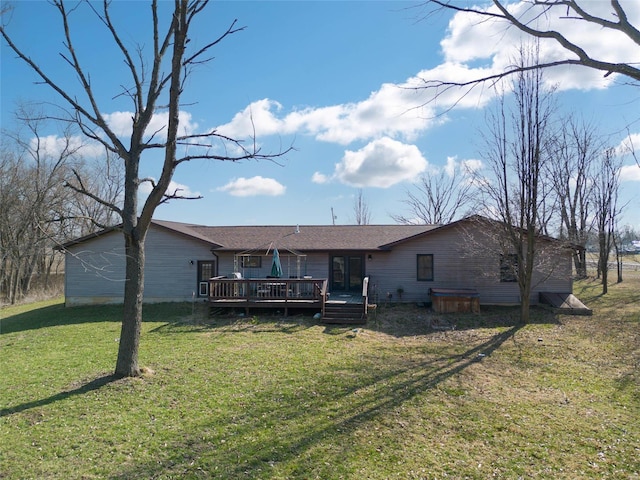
[61,215,577,312]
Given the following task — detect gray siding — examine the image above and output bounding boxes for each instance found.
[215,251,329,280]
[64,221,573,307]
[364,223,572,305]
[65,226,216,305]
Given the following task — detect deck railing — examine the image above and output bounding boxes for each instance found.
[208,277,328,304]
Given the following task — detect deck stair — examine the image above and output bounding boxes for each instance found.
[322,302,366,324]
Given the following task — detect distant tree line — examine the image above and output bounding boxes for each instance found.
[0,108,122,304]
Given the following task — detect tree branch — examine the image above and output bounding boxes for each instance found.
[182,18,245,66]
[418,0,640,97]
[66,168,123,218]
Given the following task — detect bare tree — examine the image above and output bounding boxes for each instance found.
[392,160,475,224]
[64,151,125,236]
[549,116,604,277]
[593,148,624,294]
[475,45,557,324]
[418,1,640,283]
[416,0,640,173]
[1,1,290,377]
[0,149,36,304]
[0,105,122,304]
[0,124,69,303]
[352,189,372,225]
[419,1,640,91]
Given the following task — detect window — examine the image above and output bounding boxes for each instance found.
[240,255,261,268]
[500,254,519,282]
[417,254,434,281]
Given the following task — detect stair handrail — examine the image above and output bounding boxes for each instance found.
[320,279,328,318]
[362,276,369,317]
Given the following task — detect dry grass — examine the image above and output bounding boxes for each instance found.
[1,275,638,479]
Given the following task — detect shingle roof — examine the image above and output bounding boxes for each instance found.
[61,215,571,253]
[152,219,438,252]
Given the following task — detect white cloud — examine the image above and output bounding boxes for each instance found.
[312,83,440,144]
[419,155,482,186]
[216,99,291,139]
[213,2,638,148]
[26,111,199,161]
[213,68,495,147]
[222,2,640,147]
[139,179,201,198]
[29,134,105,159]
[311,172,329,184]
[439,1,636,93]
[216,90,441,146]
[103,111,134,138]
[460,158,483,174]
[216,176,286,197]
[192,2,640,161]
[616,133,640,157]
[621,163,640,182]
[320,137,427,188]
[214,1,637,148]
[443,156,457,177]
[33,0,632,174]
[104,110,198,140]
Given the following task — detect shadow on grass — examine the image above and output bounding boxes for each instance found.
[109,325,522,479]
[1,302,203,336]
[150,304,556,340]
[366,304,559,338]
[0,303,124,335]
[0,373,117,417]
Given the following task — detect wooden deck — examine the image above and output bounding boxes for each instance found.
[209,278,328,316]
[208,277,369,323]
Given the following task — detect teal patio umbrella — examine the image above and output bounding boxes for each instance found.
[270,248,283,278]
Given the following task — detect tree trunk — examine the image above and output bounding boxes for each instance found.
[573,249,587,278]
[597,232,606,281]
[520,290,530,325]
[613,235,623,284]
[617,260,623,283]
[519,247,534,325]
[616,250,623,284]
[20,251,38,297]
[115,232,145,378]
[9,267,19,304]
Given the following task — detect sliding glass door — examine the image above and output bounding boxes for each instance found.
[330,255,363,293]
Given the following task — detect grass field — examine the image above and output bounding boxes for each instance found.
[1,275,638,479]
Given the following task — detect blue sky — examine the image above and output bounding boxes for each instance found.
[2,1,640,230]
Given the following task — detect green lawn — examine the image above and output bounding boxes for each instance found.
[1,277,638,479]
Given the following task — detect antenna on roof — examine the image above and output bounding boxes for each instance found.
[331,207,337,226]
